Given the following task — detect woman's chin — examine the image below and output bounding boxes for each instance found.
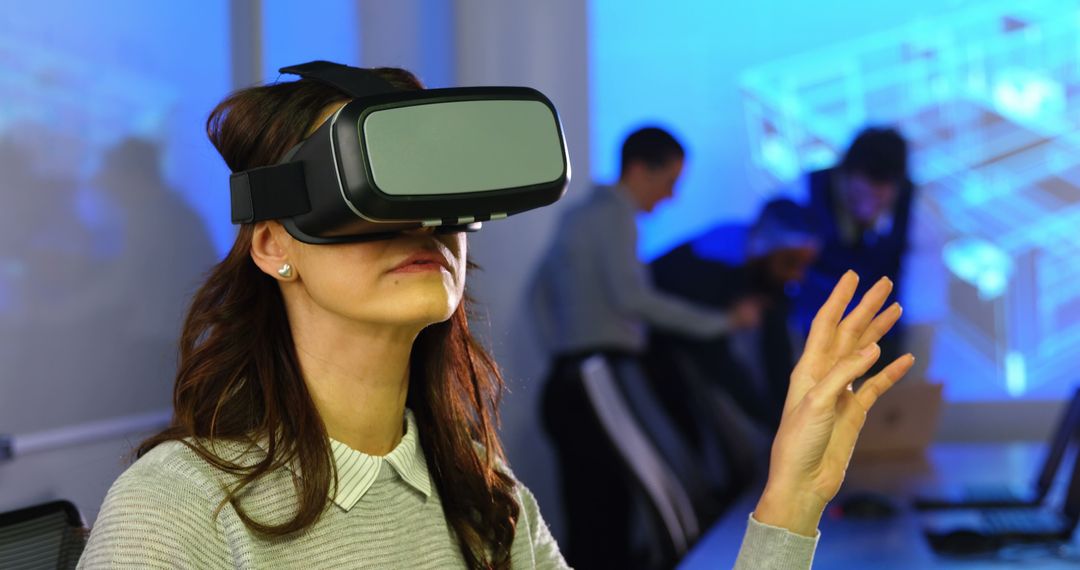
[386,291,459,325]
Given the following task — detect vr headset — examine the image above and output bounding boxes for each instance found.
[229,60,571,244]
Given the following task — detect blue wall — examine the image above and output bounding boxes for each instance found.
[262,1,360,82]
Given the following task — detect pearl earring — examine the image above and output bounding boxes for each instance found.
[277,263,294,279]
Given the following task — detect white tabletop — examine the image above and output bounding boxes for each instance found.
[679,443,1080,569]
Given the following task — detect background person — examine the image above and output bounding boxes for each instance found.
[531,126,761,567]
[650,198,820,431]
[791,127,914,367]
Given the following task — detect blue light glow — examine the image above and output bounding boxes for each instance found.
[943,238,1013,301]
[591,0,1080,400]
[1006,351,1028,397]
[992,70,1065,121]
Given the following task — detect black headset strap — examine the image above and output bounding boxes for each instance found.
[279,60,401,98]
[231,61,402,224]
[230,162,308,224]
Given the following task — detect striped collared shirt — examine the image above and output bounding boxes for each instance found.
[79,407,813,568]
[326,409,431,511]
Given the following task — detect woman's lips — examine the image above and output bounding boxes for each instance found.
[389,261,445,274]
[389,251,452,274]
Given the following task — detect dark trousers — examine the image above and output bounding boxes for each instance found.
[541,351,635,570]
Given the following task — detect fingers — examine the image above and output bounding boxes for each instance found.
[812,341,881,403]
[855,354,916,410]
[821,395,870,470]
[832,278,893,356]
[856,302,902,349]
[799,352,913,464]
[824,355,916,463]
[801,271,859,371]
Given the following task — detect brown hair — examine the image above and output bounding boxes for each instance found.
[137,68,520,569]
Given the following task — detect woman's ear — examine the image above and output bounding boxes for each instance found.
[250,221,297,281]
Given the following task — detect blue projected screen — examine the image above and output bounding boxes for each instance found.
[0,2,372,435]
[262,0,359,82]
[591,0,1080,401]
[0,1,233,255]
[0,1,232,431]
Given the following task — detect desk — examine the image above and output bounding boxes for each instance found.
[680,443,1080,569]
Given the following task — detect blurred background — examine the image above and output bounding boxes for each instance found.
[3,0,1080,567]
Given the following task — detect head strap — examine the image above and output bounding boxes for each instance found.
[229,61,402,224]
[279,60,401,98]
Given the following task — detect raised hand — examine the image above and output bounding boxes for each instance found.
[753,271,915,536]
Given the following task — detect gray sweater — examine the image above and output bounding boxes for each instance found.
[78,411,816,568]
[531,184,734,354]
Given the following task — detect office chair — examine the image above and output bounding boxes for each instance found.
[0,500,87,570]
[579,355,700,567]
[656,341,771,490]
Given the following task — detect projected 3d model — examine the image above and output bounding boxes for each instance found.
[740,0,1080,398]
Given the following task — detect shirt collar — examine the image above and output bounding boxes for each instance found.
[259,409,432,512]
[328,409,432,511]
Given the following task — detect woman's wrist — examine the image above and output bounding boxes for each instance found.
[752,484,827,537]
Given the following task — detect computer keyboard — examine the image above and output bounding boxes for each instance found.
[963,485,1024,502]
[983,509,1063,534]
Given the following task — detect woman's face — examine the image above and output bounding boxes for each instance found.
[280,227,467,329]
[260,100,467,331]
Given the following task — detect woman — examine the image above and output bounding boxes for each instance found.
[79,67,912,569]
